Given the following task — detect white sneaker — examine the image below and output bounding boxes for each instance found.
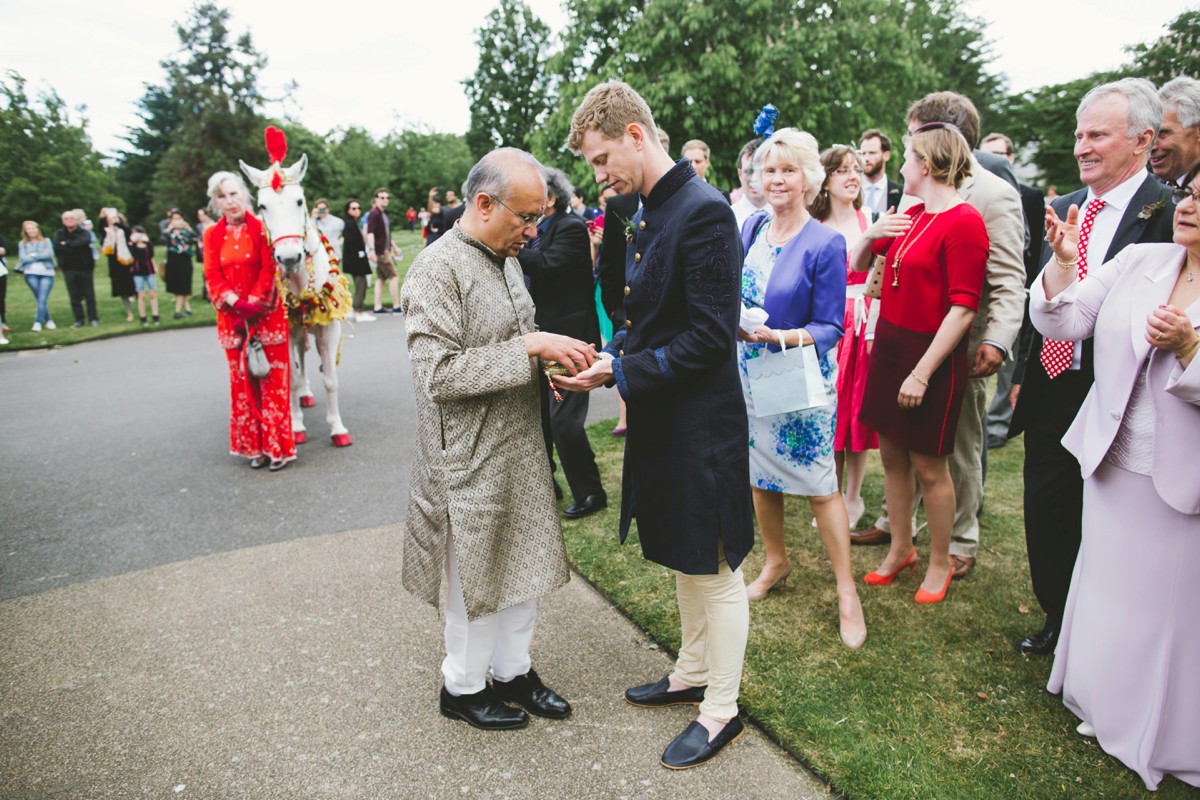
[45,320,57,330]
[0,334,9,345]
[32,322,42,332]
[356,311,377,322]
[1076,721,1096,737]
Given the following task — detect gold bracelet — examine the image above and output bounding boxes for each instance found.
[1177,335,1200,360]
[910,370,929,387]
[1054,255,1080,269]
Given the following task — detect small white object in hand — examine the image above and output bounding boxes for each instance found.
[740,305,769,334]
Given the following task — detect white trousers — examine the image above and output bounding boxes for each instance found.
[672,551,749,723]
[441,532,537,696]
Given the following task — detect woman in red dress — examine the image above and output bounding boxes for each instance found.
[810,144,877,530]
[203,171,296,471]
[849,123,988,603]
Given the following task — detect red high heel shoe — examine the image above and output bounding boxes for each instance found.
[915,568,953,604]
[863,549,919,586]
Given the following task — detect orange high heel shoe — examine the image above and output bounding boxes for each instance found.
[863,549,919,586]
[915,568,953,604]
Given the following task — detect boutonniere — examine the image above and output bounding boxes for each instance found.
[1138,200,1166,220]
[615,213,637,243]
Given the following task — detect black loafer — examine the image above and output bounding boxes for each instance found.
[564,493,607,519]
[625,675,706,708]
[249,456,268,469]
[1015,626,1059,655]
[493,669,571,719]
[439,686,528,730]
[661,716,745,769]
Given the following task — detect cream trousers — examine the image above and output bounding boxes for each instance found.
[672,553,749,723]
[441,532,537,696]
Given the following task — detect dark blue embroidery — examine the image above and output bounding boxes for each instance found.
[693,227,735,315]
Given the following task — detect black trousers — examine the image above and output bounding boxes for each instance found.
[540,384,603,502]
[351,274,369,312]
[1021,369,1091,631]
[63,270,98,323]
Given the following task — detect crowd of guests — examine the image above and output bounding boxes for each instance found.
[396,75,1197,789]
[0,205,212,343]
[4,71,1196,789]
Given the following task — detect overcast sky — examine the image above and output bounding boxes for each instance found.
[4,0,1194,161]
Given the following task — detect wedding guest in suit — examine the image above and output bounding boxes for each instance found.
[850,122,989,604]
[851,93,1026,586]
[858,128,903,215]
[1031,159,1200,792]
[731,138,771,230]
[979,132,1046,450]
[561,80,754,769]
[518,166,607,519]
[1010,78,1175,655]
[1152,76,1200,187]
[735,129,865,649]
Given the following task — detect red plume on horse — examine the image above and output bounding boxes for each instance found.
[238,126,355,449]
[265,126,288,191]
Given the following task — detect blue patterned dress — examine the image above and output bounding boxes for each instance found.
[738,226,839,497]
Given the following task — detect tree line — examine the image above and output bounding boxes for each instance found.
[466,0,1200,193]
[3,1,1197,243]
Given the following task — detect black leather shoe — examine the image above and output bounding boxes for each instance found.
[564,493,607,519]
[493,669,571,719]
[439,686,528,730]
[661,716,745,769]
[1015,626,1059,655]
[625,675,706,708]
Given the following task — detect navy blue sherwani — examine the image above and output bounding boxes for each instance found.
[604,159,755,575]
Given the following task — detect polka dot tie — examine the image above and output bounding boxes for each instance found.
[1041,198,1106,379]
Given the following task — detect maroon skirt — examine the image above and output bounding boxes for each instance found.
[859,318,969,457]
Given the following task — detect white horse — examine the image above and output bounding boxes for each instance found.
[240,132,353,448]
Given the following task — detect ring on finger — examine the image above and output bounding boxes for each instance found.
[1155,331,1164,340]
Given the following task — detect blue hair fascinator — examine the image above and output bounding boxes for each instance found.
[753,104,778,137]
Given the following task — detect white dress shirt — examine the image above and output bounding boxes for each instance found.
[1063,169,1149,370]
[732,195,772,230]
[862,175,888,215]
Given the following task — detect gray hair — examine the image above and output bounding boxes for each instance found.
[463,148,545,204]
[1078,77,1162,137]
[207,170,251,202]
[1160,76,1200,130]
[542,167,574,213]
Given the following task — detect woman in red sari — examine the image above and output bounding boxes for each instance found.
[203,171,296,471]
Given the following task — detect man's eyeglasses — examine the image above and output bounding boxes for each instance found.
[489,194,545,228]
[1171,186,1200,205]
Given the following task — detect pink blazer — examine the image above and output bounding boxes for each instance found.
[1030,242,1200,515]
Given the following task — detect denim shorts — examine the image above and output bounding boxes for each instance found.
[134,274,158,293]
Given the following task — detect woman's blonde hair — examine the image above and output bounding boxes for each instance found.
[754,128,825,206]
[20,220,44,243]
[907,123,973,189]
[809,145,864,220]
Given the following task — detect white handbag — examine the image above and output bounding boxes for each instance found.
[745,332,829,418]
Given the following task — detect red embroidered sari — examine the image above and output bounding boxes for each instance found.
[204,213,295,462]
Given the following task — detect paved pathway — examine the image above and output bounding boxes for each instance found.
[0,322,828,799]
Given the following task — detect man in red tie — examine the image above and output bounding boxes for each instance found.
[1009,78,1174,655]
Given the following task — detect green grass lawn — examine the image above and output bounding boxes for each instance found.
[1,231,425,351]
[561,422,1199,800]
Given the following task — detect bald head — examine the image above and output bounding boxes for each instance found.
[460,147,547,258]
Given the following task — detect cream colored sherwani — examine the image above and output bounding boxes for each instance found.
[400,226,569,621]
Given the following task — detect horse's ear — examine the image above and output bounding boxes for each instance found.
[286,153,308,183]
[240,160,266,189]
